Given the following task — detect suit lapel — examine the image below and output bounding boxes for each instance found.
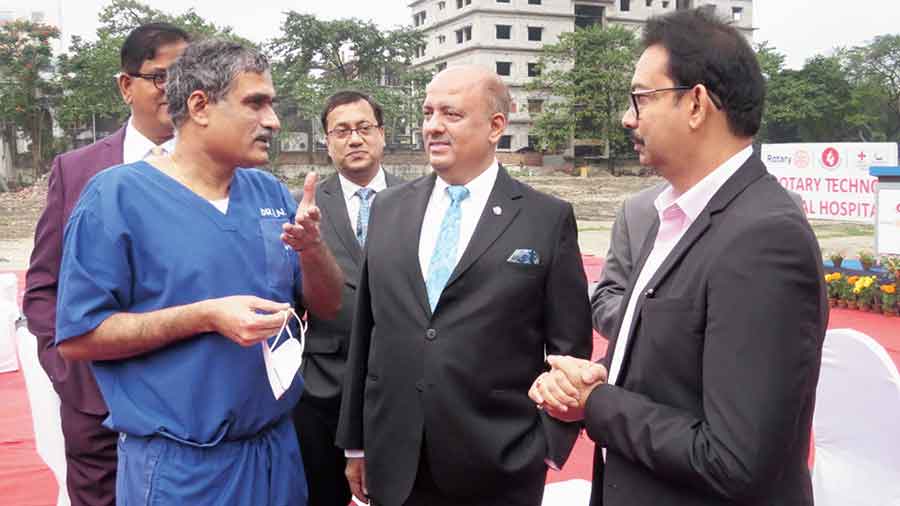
[105,126,126,167]
[401,173,437,318]
[613,155,768,381]
[320,175,362,264]
[444,166,522,290]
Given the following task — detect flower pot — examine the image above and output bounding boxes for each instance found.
[873,303,882,313]
[847,301,858,310]
[859,303,871,312]
[828,298,838,307]
[861,261,873,271]
[838,300,848,308]
[884,308,899,317]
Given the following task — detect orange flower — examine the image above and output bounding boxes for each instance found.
[847,276,860,285]
[881,284,896,294]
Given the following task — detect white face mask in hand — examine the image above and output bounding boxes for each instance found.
[261,308,306,400]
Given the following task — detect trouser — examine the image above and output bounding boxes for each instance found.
[116,415,306,506]
[292,394,351,506]
[59,401,117,506]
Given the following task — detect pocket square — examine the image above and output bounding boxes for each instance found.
[507,248,540,265]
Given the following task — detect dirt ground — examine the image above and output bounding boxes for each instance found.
[0,173,876,270]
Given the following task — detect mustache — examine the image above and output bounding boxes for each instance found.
[625,128,643,145]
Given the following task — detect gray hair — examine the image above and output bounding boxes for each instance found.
[166,39,270,128]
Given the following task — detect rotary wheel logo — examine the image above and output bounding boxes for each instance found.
[794,150,810,168]
[820,147,840,170]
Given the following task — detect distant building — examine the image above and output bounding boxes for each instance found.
[409,0,753,152]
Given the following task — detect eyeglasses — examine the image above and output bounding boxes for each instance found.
[628,85,723,120]
[128,72,167,91]
[327,123,381,140]
[629,86,691,120]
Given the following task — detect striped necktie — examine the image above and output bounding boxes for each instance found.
[355,187,375,246]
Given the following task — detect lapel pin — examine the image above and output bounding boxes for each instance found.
[492,206,502,216]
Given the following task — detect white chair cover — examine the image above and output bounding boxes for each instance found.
[16,326,70,506]
[542,479,592,506]
[812,328,900,506]
[0,272,19,373]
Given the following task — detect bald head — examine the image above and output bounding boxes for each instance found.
[428,65,511,119]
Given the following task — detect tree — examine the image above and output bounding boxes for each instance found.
[844,35,900,142]
[0,20,60,174]
[527,24,638,173]
[267,13,430,147]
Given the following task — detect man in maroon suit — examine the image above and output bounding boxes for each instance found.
[23,23,190,506]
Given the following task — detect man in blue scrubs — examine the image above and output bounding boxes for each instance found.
[55,39,343,506]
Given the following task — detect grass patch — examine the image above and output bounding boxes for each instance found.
[811,222,874,239]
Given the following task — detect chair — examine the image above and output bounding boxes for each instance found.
[16,325,70,506]
[812,328,900,506]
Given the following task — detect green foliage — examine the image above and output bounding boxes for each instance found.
[267,13,429,145]
[0,20,60,171]
[527,24,638,162]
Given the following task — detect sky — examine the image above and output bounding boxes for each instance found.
[1,0,898,69]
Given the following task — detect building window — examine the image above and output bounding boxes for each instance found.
[575,4,604,28]
[456,0,471,8]
[455,26,472,44]
[528,26,543,41]
[496,61,512,76]
[528,0,542,4]
[528,135,539,149]
[527,63,541,77]
[528,99,544,114]
[413,11,426,27]
[414,44,427,58]
[497,0,511,3]
[437,34,446,44]
[676,0,691,9]
[438,1,446,9]
[732,6,743,21]
[496,24,511,40]
[646,0,652,6]
[662,0,669,6]
[620,0,630,11]
[498,135,512,150]
[436,62,447,71]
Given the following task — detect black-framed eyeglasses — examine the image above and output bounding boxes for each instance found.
[327,123,381,140]
[629,86,692,120]
[127,72,167,90]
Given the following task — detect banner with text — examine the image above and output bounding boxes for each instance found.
[761,142,898,223]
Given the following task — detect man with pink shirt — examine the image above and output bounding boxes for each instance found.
[530,8,827,506]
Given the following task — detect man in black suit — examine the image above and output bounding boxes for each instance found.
[292,91,403,506]
[336,65,592,506]
[531,9,827,506]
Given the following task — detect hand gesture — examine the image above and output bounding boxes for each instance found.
[206,295,290,346]
[528,355,608,422]
[282,172,323,252]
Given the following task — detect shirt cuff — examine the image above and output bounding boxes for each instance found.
[345,449,365,458]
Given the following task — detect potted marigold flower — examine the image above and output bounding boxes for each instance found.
[824,273,842,306]
[882,284,898,317]
[840,275,858,308]
[853,276,878,311]
[828,251,844,269]
[858,250,876,271]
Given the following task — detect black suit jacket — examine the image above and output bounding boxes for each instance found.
[336,166,592,505]
[585,156,828,505]
[297,171,404,405]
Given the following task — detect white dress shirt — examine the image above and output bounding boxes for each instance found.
[337,168,387,232]
[418,161,499,281]
[123,117,176,164]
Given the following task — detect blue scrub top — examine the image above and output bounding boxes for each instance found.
[56,162,305,445]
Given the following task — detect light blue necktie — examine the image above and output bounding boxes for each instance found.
[425,185,470,311]
[355,187,375,246]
